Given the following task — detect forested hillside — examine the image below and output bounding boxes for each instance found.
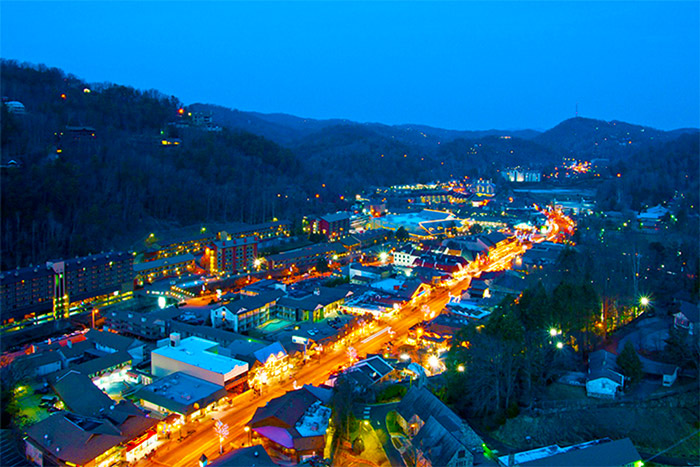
[2,60,698,271]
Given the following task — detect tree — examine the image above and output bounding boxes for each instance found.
[315,259,330,273]
[617,341,643,387]
[469,223,483,235]
[395,226,409,242]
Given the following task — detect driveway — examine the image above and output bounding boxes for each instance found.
[354,402,405,467]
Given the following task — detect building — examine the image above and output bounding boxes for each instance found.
[212,290,285,332]
[306,212,351,239]
[586,350,624,399]
[145,221,290,260]
[673,301,699,336]
[396,386,483,467]
[275,287,349,322]
[343,355,396,387]
[135,371,228,421]
[208,445,276,467]
[502,169,541,183]
[0,251,133,331]
[206,236,258,275]
[266,243,346,272]
[4,100,26,115]
[25,408,157,467]
[248,385,333,464]
[133,253,196,285]
[497,437,642,467]
[85,328,146,363]
[151,334,249,390]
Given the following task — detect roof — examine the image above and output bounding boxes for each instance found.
[134,372,227,416]
[412,415,473,467]
[209,445,276,467]
[53,371,114,417]
[320,211,351,223]
[253,342,287,365]
[213,236,257,249]
[133,253,195,272]
[398,386,483,450]
[345,356,394,385]
[677,301,700,323]
[266,243,345,263]
[70,350,132,378]
[250,387,321,429]
[588,350,623,385]
[15,351,63,373]
[276,287,348,312]
[152,337,249,376]
[86,329,139,352]
[26,412,123,465]
[222,290,285,315]
[26,409,155,466]
[516,438,641,466]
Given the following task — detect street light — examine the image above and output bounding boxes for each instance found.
[549,328,559,337]
[556,342,564,349]
[640,296,650,307]
[457,364,465,373]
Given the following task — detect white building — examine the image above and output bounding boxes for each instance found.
[393,248,421,268]
[151,334,248,389]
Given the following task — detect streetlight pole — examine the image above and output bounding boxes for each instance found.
[214,419,229,455]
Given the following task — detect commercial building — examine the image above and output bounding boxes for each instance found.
[266,243,345,272]
[205,236,257,275]
[212,290,285,332]
[249,385,333,464]
[0,251,133,331]
[135,371,228,421]
[305,212,351,240]
[133,253,196,285]
[151,335,248,390]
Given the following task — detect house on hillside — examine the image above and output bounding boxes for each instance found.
[673,301,699,336]
[586,350,624,399]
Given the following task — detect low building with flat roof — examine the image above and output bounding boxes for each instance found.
[151,335,248,389]
[134,372,227,421]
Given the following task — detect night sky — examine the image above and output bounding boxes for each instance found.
[2,1,698,131]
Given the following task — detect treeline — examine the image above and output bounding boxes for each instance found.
[444,280,598,422]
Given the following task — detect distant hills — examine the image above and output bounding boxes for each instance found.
[191,103,697,160]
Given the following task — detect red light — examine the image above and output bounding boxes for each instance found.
[178,108,185,115]
[60,94,66,99]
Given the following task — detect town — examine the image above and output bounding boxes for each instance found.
[1,165,697,467]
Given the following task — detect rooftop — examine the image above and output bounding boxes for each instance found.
[134,372,227,416]
[152,336,249,376]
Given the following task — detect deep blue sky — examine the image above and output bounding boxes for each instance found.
[2,1,698,131]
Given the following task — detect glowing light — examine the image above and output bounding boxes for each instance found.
[158,297,166,309]
[457,364,465,372]
[83,88,91,93]
[60,93,66,99]
[400,353,410,361]
[178,108,185,115]
[556,342,564,349]
[549,328,558,337]
[428,355,440,368]
[640,297,650,307]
